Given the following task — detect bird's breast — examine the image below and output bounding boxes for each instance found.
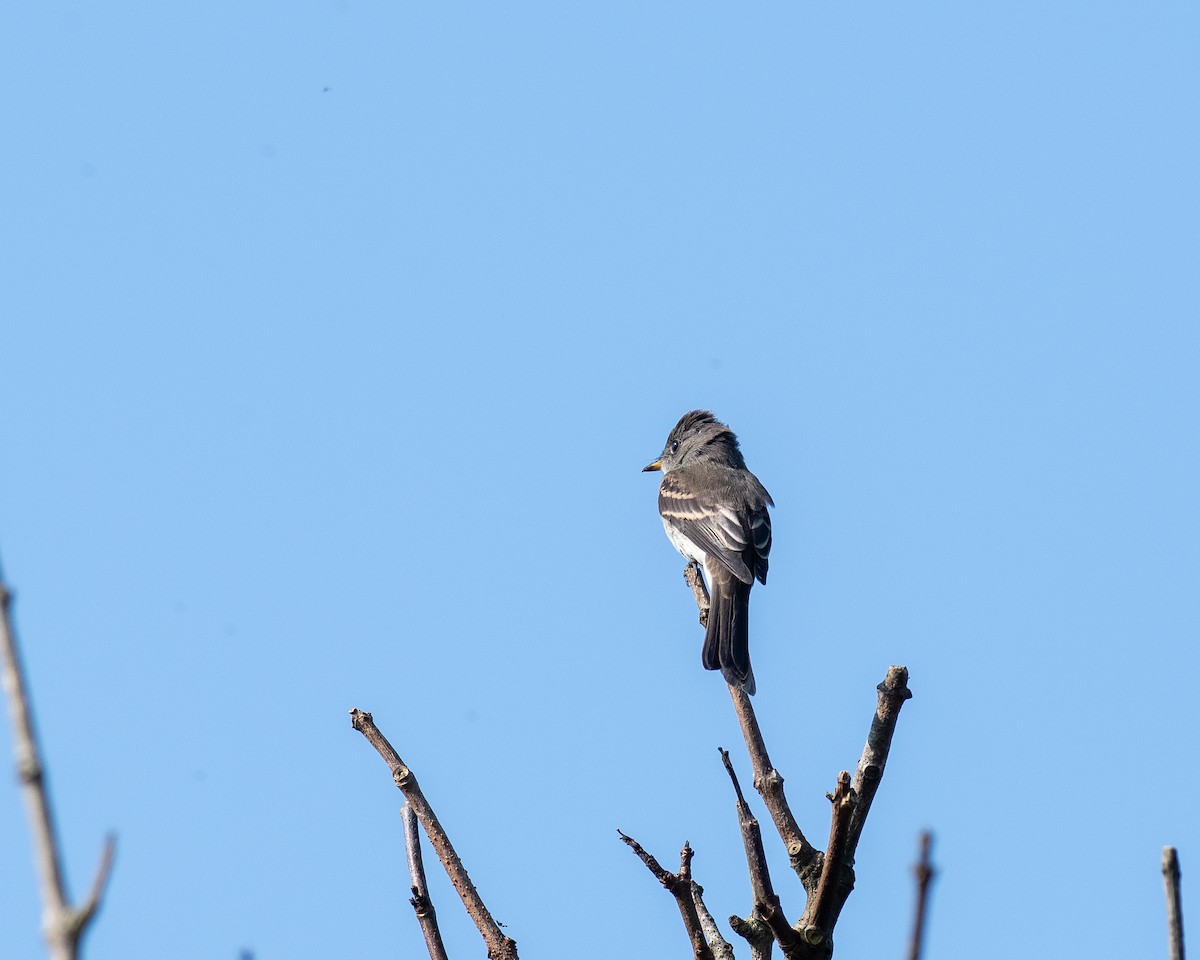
[662,518,707,566]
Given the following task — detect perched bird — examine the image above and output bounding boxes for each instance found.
[643,410,773,694]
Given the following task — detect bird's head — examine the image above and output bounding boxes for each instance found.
[643,410,745,474]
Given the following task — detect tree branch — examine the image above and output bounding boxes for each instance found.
[727,683,821,888]
[907,832,935,960]
[720,748,802,956]
[846,667,912,854]
[798,771,855,953]
[350,708,518,960]
[691,881,736,960]
[618,832,715,960]
[681,553,914,958]
[823,665,913,931]
[683,564,825,892]
[402,803,449,960]
[73,833,117,938]
[1163,846,1185,960]
[729,912,775,960]
[726,663,913,957]
[1,575,116,960]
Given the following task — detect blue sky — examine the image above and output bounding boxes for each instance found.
[2,3,1197,958]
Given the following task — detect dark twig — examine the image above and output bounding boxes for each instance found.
[846,667,912,854]
[1163,846,1185,960]
[679,577,917,959]
[728,679,821,888]
[402,803,449,960]
[618,832,715,960]
[907,832,935,960]
[824,666,913,931]
[350,708,518,960]
[1,575,117,960]
[720,748,802,956]
[685,562,820,888]
[731,667,911,956]
[799,771,855,952]
[684,561,710,627]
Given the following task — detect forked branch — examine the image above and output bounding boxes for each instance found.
[721,748,801,956]
[1,574,117,960]
[618,832,722,960]
[727,677,821,887]
[682,563,913,957]
[350,708,518,960]
[402,803,449,960]
[825,666,912,930]
[803,770,855,945]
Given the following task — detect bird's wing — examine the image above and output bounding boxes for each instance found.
[748,507,771,585]
[658,471,756,584]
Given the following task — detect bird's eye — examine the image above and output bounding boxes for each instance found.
[669,439,681,454]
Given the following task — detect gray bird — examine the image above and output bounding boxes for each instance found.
[643,410,773,694]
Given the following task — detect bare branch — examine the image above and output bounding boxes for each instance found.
[847,666,912,854]
[799,771,855,952]
[691,882,736,960]
[618,832,715,960]
[1,576,116,960]
[684,560,822,891]
[729,912,775,960]
[823,665,913,931]
[907,832,935,960]
[727,683,821,888]
[720,748,802,956]
[402,803,449,960]
[1163,846,1185,960]
[684,560,914,952]
[350,708,518,960]
[1,581,69,917]
[73,834,118,936]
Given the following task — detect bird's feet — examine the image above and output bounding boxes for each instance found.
[683,561,710,626]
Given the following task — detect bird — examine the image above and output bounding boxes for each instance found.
[643,410,773,694]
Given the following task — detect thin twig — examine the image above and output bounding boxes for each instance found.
[350,708,518,960]
[907,832,935,960]
[720,748,802,955]
[824,666,913,931]
[728,678,821,888]
[684,563,820,888]
[618,832,715,960]
[1163,846,1185,960]
[1,575,116,960]
[688,558,825,894]
[847,667,912,853]
[801,771,855,951]
[75,834,118,933]
[402,803,449,960]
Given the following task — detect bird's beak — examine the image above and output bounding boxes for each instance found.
[642,459,663,472]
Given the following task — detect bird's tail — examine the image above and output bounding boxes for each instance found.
[702,575,756,695]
